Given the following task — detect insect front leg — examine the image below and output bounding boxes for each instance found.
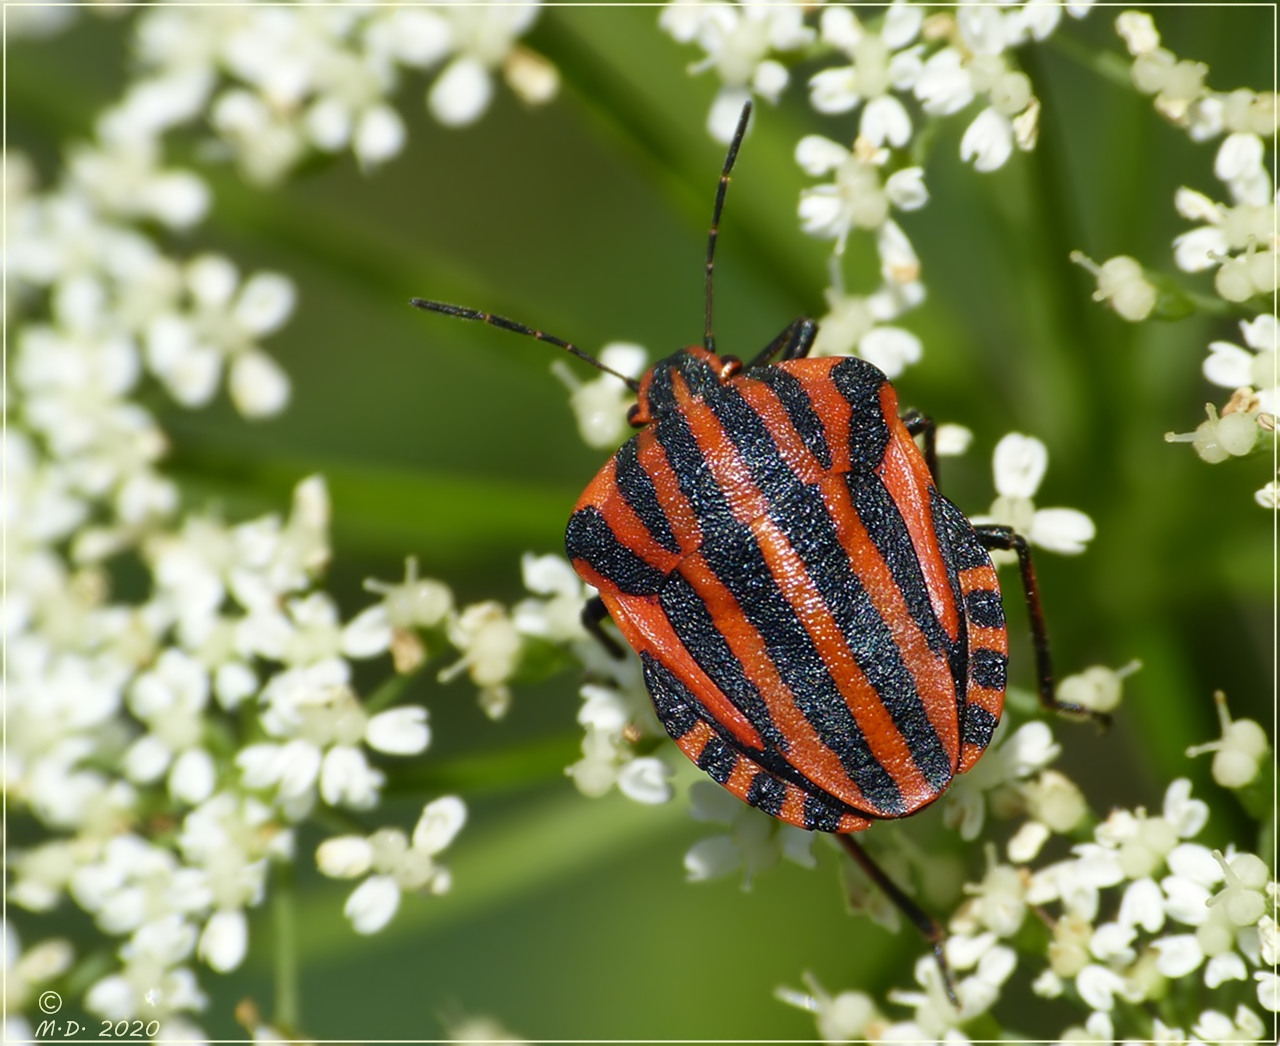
[581,595,627,661]
[900,410,939,485]
[745,317,819,369]
[974,525,1111,728]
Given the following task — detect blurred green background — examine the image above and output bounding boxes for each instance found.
[9,4,1272,1040]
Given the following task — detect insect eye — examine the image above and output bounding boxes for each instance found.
[626,403,645,427]
[718,355,743,380]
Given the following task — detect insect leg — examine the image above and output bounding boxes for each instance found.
[900,410,939,484]
[974,526,1111,728]
[836,834,958,1009]
[581,596,627,661]
[745,317,819,369]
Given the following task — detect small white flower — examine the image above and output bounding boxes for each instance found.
[975,433,1095,558]
[1186,691,1271,790]
[808,2,923,146]
[1055,661,1141,715]
[776,973,881,1043]
[553,342,647,450]
[145,255,295,416]
[1071,252,1159,322]
[661,0,814,141]
[1203,313,1277,413]
[322,796,465,935]
[440,601,523,719]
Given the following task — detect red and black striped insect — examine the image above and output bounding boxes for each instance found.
[413,102,1102,996]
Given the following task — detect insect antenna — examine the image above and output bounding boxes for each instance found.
[410,298,641,392]
[704,100,753,356]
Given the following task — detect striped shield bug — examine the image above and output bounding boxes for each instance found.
[413,102,1105,997]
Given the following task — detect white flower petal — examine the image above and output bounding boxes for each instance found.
[340,604,393,658]
[276,739,322,798]
[124,734,172,783]
[234,272,295,336]
[1118,877,1165,933]
[382,8,453,66]
[366,706,430,756]
[1151,933,1204,977]
[198,909,247,972]
[229,350,291,417]
[355,104,406,167]
[882,0,924,49]
[1215,132,1265,184]
[798,186,845,239]
[858,325,921,378]
[751,60,788,104]
[809,66,860,114]
[861,95,912,148]
[819,4,861,49]
[1241,313,1278,352]
[429,56,493,127]
[320,746,383,808]
[1172,226,1228,273]
[187,254,238,307]
[1028,507,1095,555]
[1163,777,1209,837]
[316,836,375,878]
[305,96,351,151]
[1007,820,1051,863]
[1256,971,1280,1012]
[708,85,752,144]
[412,795,467,854]
[169,748,216,805]
[1203,340,1258,389]
[1075,963,1127,1010]
[916,48,973,115]
[885,166,928,211]
[148,171,210,229]
[684,835,740,882]
[344,874,400,934]
[992,433,1048,498]
[960,108,1014,172]
[616,757,674,805]
[1205,952,1247,989]
[796,137,850,182]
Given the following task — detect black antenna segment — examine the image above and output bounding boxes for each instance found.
[409,299,641,392]
[704,100,753,356]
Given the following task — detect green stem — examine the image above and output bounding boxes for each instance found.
[271,859,301,1031]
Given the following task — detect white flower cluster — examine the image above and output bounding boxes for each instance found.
[1079,10,1277,504]
[660,1,1097,381]
[515,558,674,807]
[6,4,555,1035]
[23,2,556,185]
[782,763,1277,1043]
